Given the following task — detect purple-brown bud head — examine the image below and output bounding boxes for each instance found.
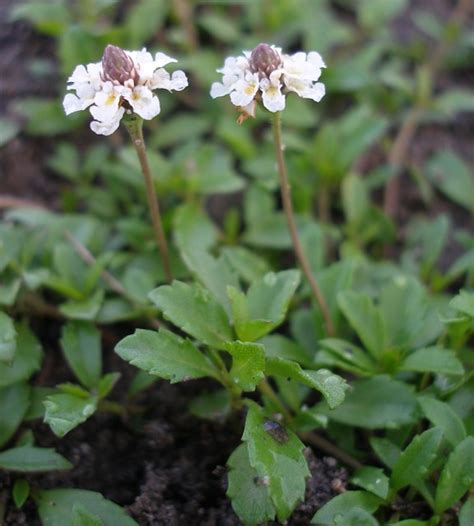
[249,43,283,78]
[101,45,139,85]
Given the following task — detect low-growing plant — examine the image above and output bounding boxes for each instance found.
[1,1,473,525]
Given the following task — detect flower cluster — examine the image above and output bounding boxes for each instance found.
[210,43,326,116]
[64,43,326,134]
[63,45,188,135]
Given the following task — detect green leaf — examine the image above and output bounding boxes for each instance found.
[97,373,121,399]
[323,376,418,429]
[174,202,218,254]
[334,508,379,525]
[223,341,265,391]
[12,479,30,508]
[222,247,271,283]
[427,150,474,212]
[460,498,474,526]
[60,289,104,321]
[261,334,312,368]
[37,489,138,526]
[0,311,16,363]
[149,281,233,349]
[389,521,429,526]
[266,357,348,409]
[243,401,310,521]
[370,437,400,468]
[116,328,218,382]
[311,491,382,525]
[450,290,474,318]
[0,446,72,472]
[60,321,102,389]
[0,323,43,387]
[189,390,231,421]
[227,443,276,525]
[316,339,375,375]
[228,270,300,341]
[390,427,443,491]
[418,397,466,447]
[43,392,98,437]
[400,347,464,376]
[338,291,386,359]
[72,503,104,526]
[434,436,474,514]
[125,0,168,48]
[0,382,31,448]
[350,466,389,499]
[127,371,157,398]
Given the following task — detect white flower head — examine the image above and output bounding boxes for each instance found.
[63,45,188,135]
[210,43,326,119]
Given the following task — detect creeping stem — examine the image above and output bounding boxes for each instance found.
[271,112,335,336]
[124,116,173,283]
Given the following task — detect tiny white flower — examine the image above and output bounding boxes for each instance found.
[210,43,326,117]
[63,45,188,136]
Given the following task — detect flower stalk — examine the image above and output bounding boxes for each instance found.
[271,112,334,336]
[124,115,173,283]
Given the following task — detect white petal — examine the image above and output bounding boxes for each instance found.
[90,109,124,136]
[229,78,259,107]
[90,90,122,121]
[153,52,177,68]
[149,68,186,91]
[124,86,161,120]
[63,93,86,115]
[299,82,326,102]
[307,51,326,69]
[67,64,89,84]
[210,81,232,98]
[262,83,285,112]
[169,70,188,91]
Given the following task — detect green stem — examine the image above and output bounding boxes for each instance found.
[271,112,335,336]
[124,116,173,283]
[258,378,293,422]
[208,349,242,410]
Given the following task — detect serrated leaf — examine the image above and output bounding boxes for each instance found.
[419,397,466,447]
[0,323,43,387]
[350,466,389,499]
[12,479,30,508]
[434,436,474,514]
[243,401,310,521]
[37,489,138,526]
[316,339,375,375]
[400,347,464,376]
[60,321,102,389]
[391,427,443,491]
[266,357,347,409]
[450,290,474,318]
[223,341,265,391]
[323,376,418,429]
[0,311,16,363]
[227,443,276,525]
[44,393,98,438]
[338,291,386,359]
[115,329,218,382]
[261,334,312,368]
[0,446,72,472]
[311,491,382,525]
[149,281,233,349]
[0,382,31,448]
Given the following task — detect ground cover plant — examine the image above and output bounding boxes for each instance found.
[0,0,473,524]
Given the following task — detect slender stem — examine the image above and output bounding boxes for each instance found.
[271,112,335,336]
[208,349,242,410]
[300,431,363,471]
[383,0,473,219]
[124,116,173,283]
[258,378,293,422]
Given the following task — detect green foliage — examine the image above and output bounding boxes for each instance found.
[37,489,138,526]
[2,0,473,524]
